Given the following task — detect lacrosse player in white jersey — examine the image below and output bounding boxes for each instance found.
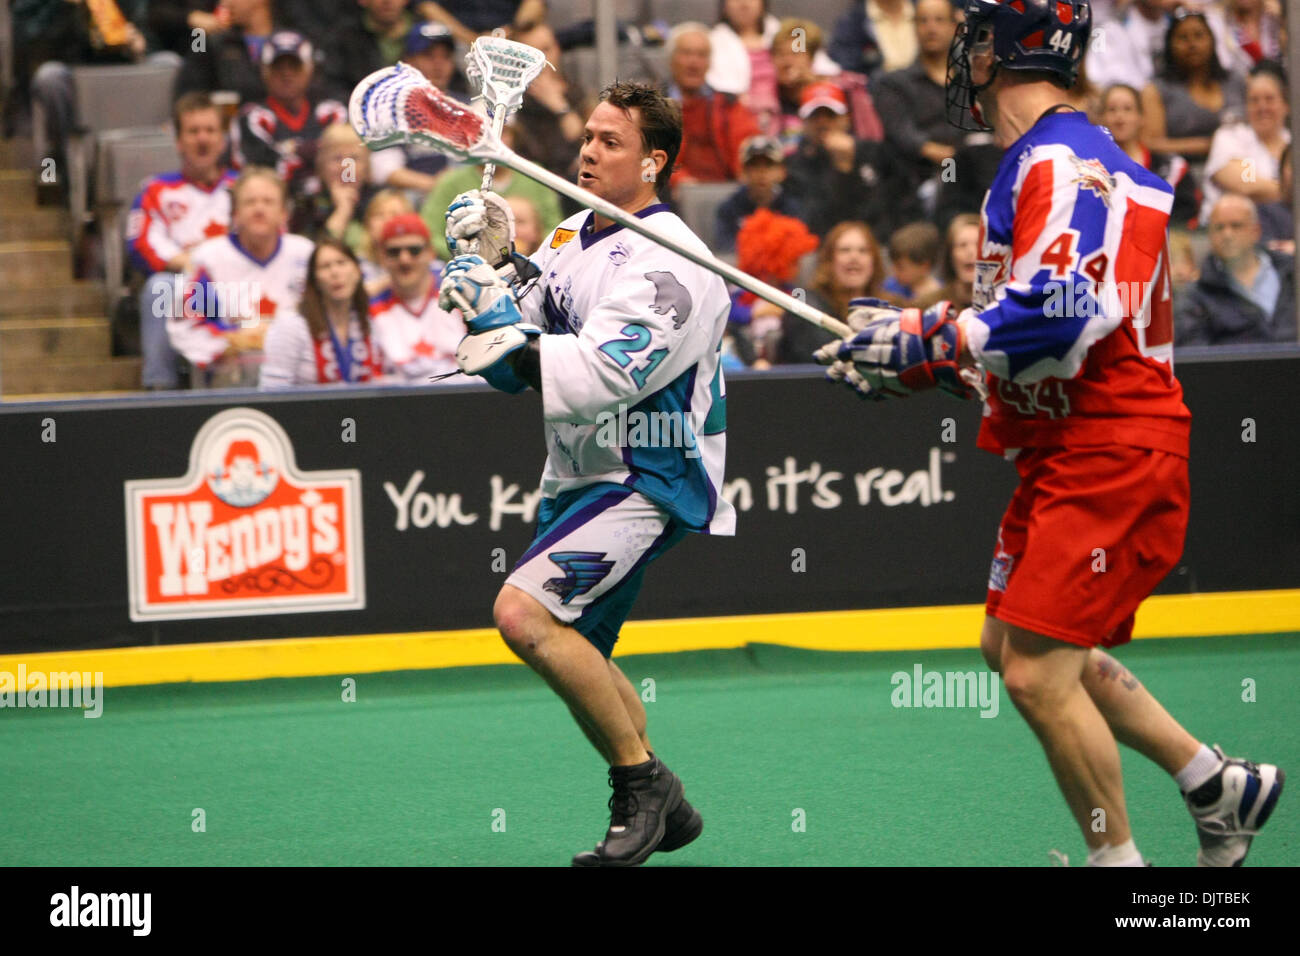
[438,81,735,867]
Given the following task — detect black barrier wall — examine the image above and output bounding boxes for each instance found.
[2,358,1298,653]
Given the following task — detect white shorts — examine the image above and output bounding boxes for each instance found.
[506,482,686,656]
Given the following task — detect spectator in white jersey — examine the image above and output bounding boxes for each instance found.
[261,237,384,388]
[168,167,314,387]
[367,213,465,383]
[129,92,235,390]
[437,81,735,867]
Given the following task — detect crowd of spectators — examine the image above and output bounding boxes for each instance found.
[6,0,1296,392]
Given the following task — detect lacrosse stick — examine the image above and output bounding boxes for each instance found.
[350,63,852,339]
[349,71,994,396]
[465,37,550,195]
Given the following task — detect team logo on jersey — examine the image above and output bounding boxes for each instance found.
[645,271,692,330]
[550,227,577,249]
[608,241,631,266]
[1069,156,1116,202]
[543,551,615,604]
[988,532,1014,593]
[125,408,365,621]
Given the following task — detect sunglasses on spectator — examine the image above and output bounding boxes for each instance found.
[384,244,427,258]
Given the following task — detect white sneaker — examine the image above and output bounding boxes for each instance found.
[1184,745,1285,867]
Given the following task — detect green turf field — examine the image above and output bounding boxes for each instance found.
[4,634,1296,866]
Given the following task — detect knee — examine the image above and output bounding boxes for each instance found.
[999,658,1062,721]
[493,587,544,657]
[32,61,69,91]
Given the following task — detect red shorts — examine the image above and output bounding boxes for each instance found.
[985,445,1189,648]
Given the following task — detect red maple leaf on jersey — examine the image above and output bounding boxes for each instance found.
[203,219,227,238]
[411,340,436,357]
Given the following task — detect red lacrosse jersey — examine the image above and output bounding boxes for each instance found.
[963,110,1191,458]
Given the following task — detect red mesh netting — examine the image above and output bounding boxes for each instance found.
[406,87,483,152]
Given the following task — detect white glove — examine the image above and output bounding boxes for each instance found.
[445,189,515,265]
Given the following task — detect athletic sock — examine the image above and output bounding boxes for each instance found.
[1086,838,1144,867]
[1175,744,1224,794]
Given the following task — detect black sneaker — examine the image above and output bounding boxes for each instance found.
[571,756,683,867]
[572,795,702,866]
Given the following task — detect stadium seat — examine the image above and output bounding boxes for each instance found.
[548,0,648,34]
[96,132,177,297]
[768,0,847,25]
[567,43,670,93]
[673,181,736,251]
[644,0,711,28]
[66,61,179,243]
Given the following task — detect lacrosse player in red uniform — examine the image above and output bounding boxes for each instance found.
[816,0,1283,866]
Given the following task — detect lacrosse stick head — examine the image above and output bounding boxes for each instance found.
[349,62,489,157]
[465,37,550,121]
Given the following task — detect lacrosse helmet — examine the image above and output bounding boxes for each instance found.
[947,0,1092,130]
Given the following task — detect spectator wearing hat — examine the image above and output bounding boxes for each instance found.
[769,17,882,150]
[715,135,803,255]
[367,213,468,384]
[230,31,347,196]
[321,0,416,101]
[368,21,472,197]
[175,0,281,103]
[783,81,891,238]
[668,22,762,186]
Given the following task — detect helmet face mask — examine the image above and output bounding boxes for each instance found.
[947,16,997,131]
[945,0,1092,132]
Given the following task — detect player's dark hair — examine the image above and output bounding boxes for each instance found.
[1161,11,1228,83]
[299,237,372,343]
[599,81,682,199]
[172,91,219,131]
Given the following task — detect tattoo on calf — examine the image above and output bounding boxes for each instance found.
[1096,653,1140,691]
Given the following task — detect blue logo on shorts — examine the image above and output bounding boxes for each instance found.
[544,551,616,605]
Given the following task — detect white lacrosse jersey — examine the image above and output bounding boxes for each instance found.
[168,232,314,368]
[519,204,736,535]
[126,170,236,273]
[367,264,467,383]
